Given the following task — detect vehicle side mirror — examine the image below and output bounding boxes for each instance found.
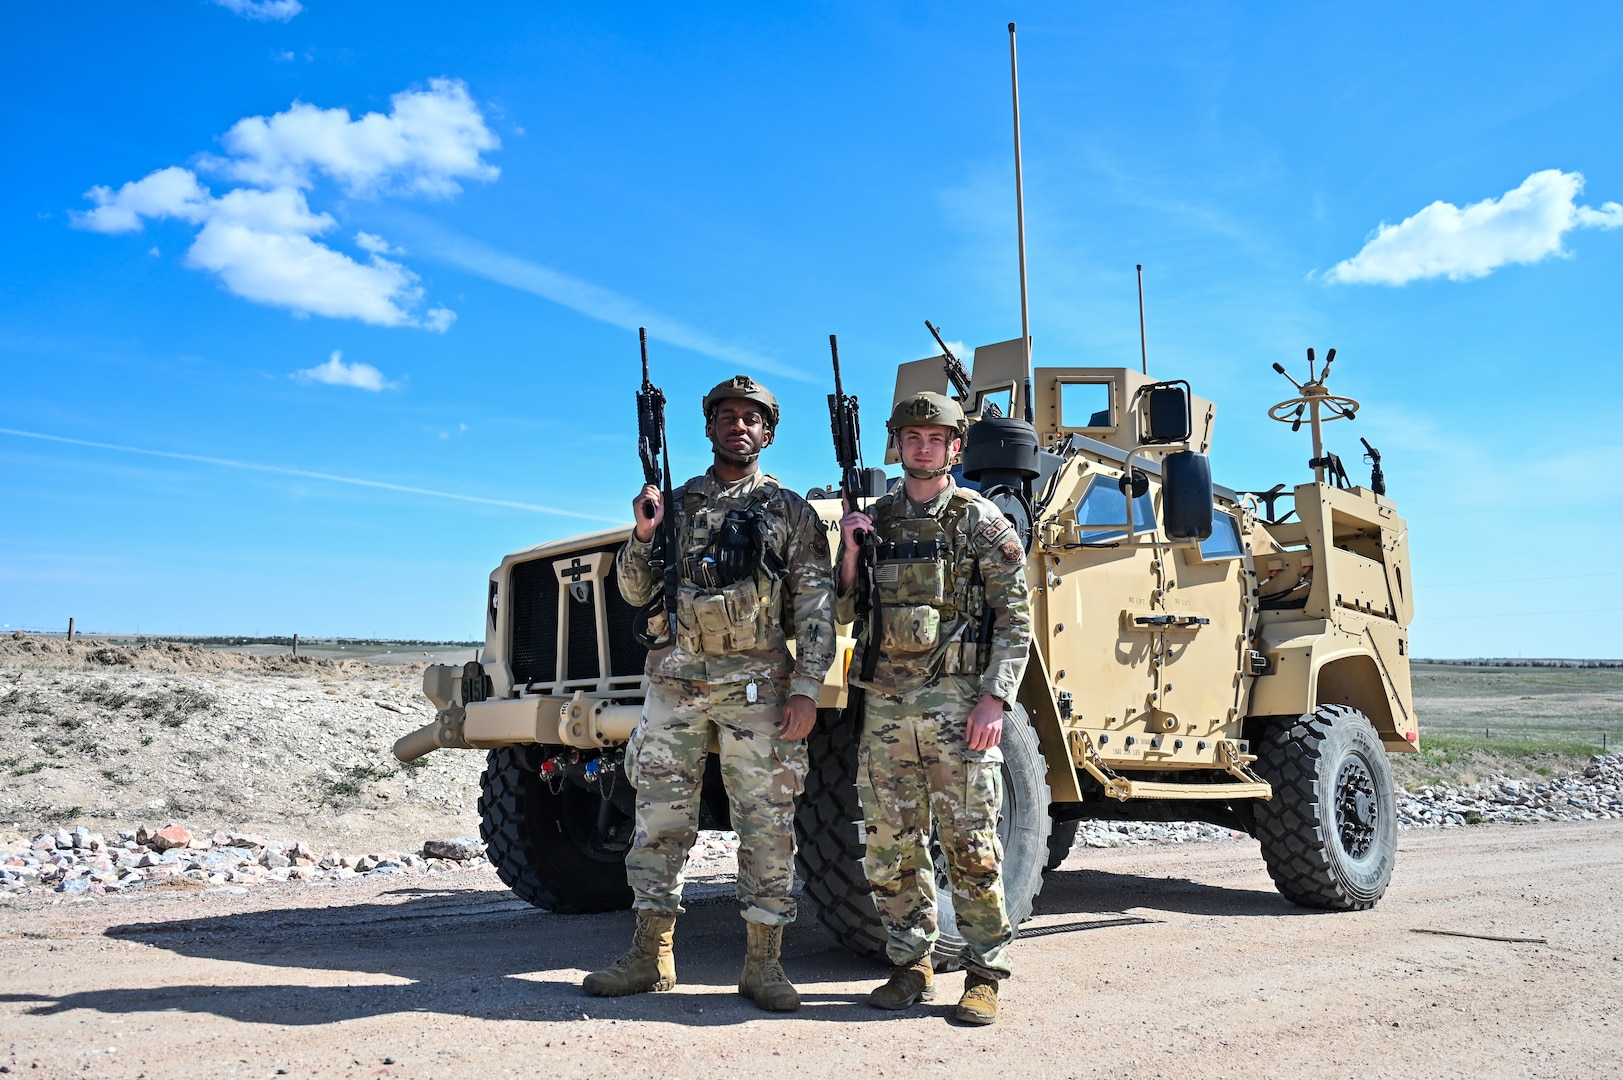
[1144,383,1192,443]
[1162,451,1213,540]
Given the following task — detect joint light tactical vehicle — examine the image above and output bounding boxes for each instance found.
[395,340,1417,965]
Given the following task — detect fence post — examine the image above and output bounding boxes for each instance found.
[292,633,298,658]
[67,617,75,643]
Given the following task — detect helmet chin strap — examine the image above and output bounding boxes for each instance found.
[903,465,951,480]
[709,425,771,466]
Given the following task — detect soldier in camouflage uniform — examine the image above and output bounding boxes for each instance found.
[584,375,836,1013]
[835,391,1031,1026]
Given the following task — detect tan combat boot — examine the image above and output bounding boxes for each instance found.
[582,911,678,996]
[738,921,801,1012]
[955,973,999,1025]
[866,955,935,1010]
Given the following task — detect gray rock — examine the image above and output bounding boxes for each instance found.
[422,837,483,861]
[260,850,291,869]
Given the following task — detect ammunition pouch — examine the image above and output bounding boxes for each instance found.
[676,577,764,654]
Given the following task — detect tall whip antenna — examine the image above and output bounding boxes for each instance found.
[1009,22,1031,377]
[1136,263,1148,375]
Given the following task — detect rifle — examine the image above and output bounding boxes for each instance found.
[1360,437,1386,496]
[925,320,1000,418]
[827,334,882,683]
[632,327,677,649]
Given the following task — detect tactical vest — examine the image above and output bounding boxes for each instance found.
[866,487,987,676]
[669,478,789,656]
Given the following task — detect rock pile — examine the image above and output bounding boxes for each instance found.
[0,823,487,897]
[1397,753,1623,828]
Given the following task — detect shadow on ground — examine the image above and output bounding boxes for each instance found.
[1035,865,1311,919]
[2,857,1306,1028]
[4,888,895,1028]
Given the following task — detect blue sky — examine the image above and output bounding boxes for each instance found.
[3,2,1620,656]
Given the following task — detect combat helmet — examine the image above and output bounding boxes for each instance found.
[702,375,780,430]
[887,392,967,438]
[702,375,780,465]
[887,391,967,479]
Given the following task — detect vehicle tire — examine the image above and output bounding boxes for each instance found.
[478,746,634,914]
[1044,818,1080,872]
[796,698,1052,970]
[1252,704,1397,910]
[795,703,888,961]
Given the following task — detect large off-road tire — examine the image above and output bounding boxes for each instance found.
[478,747,635,914]
[1044,819,1080,872]
[795,698,1052,969]
[1252,704,1397,910]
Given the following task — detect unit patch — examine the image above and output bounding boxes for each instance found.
[999,538,1023,563]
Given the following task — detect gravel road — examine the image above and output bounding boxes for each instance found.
[3,820,1618,1079]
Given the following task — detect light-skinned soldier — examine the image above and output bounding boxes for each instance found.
[835,391,1032,1026]
[585,375,836,1013]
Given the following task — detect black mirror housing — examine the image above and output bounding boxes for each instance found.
[1144,383,1193,443]
[1162,451,1214,540]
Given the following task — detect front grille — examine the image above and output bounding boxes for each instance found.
[509,558,559,684]
[508,546,648,686]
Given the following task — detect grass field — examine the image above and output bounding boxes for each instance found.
[1399,663,1623,786]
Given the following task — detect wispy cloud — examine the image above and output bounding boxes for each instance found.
[214,0,302,21]
[1325,169,1623,285]
[0,427,616,522]
[71,79,495,330]
[403,221,812,382]
[293,350,396,391]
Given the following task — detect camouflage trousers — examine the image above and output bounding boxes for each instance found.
[624,674,807,926]
[858,674,1013,979]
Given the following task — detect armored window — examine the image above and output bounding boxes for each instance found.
[1074,476,1156,542]
[1198,511,1244,561]
[1059,381,1113,429]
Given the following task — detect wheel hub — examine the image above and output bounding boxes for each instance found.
[1334,757,1378,858]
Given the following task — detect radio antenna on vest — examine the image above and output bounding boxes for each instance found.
[1009,22,1031,380]
[1136,263,1148,375]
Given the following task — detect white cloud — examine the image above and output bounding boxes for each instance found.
[293,350,395,391]
[422,305,456,333]
[214,0,303,22]
[211,79,499,197]
[73,166,212,234]
[355,230,402,255]
[1325,169,1623,285]
[72,80,494,330]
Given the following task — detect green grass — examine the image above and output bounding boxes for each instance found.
[1394,664,1621,786]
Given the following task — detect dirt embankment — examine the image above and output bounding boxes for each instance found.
[0,633,484,854]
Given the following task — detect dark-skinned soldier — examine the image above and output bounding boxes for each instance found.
[836,392,1032,1025]
[585,376,836,1013]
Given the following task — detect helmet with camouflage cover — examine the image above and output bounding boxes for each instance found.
[702,375,780,464]
[702,375,780,430]
[888,391,966,479]
[888,392,967,437]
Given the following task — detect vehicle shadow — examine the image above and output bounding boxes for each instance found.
[1033,866,1313,919]
[6,889,898,1028]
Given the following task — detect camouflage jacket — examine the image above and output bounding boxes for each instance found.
[618,468,836,700]
[835,479,1031,702]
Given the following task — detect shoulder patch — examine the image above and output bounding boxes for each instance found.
[999,538,1024,563]
[979,521,1005,545]
[812,528,831,559]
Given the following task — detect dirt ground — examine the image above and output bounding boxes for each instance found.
[3,820,1618,1080]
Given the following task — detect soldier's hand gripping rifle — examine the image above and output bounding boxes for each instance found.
[828,334,882,682]
[926,319,1000,418]
[633,327,677,648]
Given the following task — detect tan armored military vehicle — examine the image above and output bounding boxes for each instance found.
[396,339,1415,966]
